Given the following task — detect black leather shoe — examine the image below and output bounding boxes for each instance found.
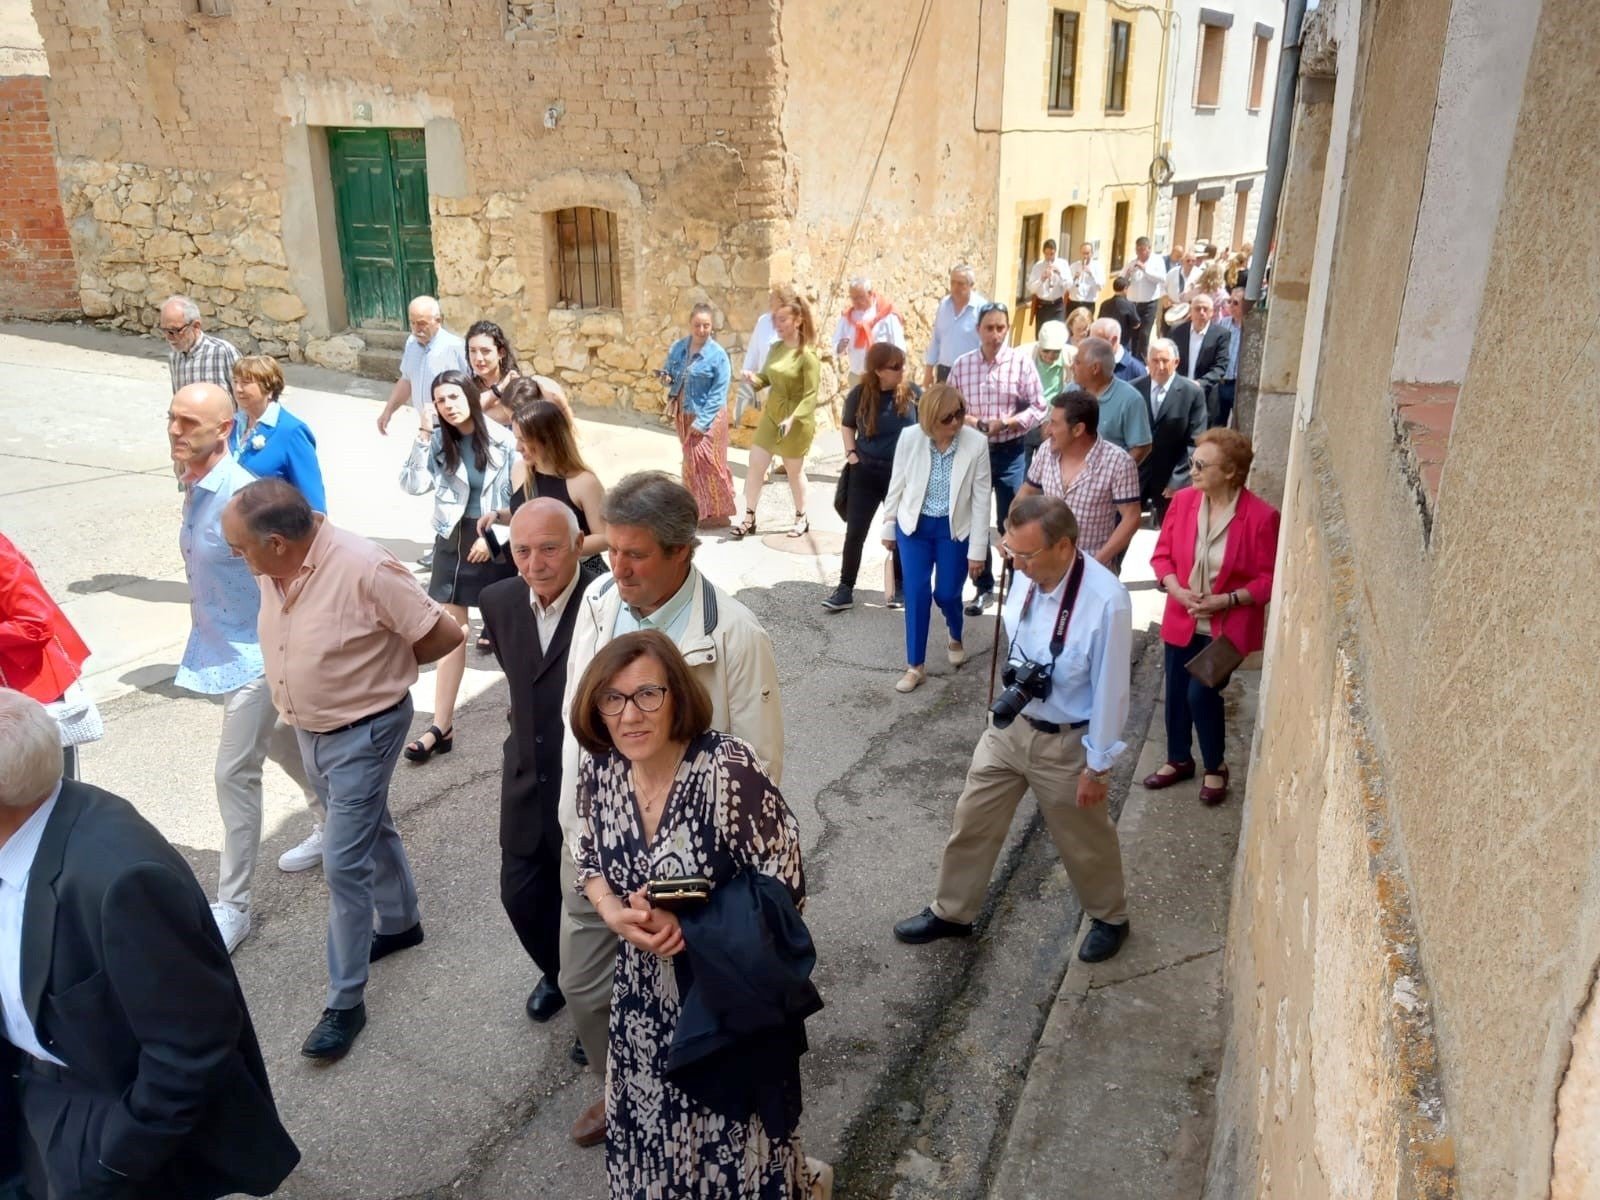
[370,922,425,963]
[569,1038,588,1067]
[1077,918,1130,963]
[893,907,974,945]
[526,978,566,1023]
[301,1004,367,1061]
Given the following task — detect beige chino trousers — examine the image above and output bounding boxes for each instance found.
[558,847,617,1072]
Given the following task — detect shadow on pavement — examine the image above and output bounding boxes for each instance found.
[68,573,190,603]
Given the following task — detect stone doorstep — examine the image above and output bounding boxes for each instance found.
[987,670,1257,1200]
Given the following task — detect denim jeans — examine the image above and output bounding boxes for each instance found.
[1163,633,1228,770]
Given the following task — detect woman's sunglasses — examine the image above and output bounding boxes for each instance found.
[939,407,968,426]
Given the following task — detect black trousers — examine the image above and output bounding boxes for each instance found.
[1034,298,1065,327]
[1216,379,1236,428]
[501,841,562,984]
[1132,301,1158,359]
[839,457,898,591]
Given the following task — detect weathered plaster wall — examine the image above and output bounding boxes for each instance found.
[1212,0,1600,1195]
[36,0,787,409]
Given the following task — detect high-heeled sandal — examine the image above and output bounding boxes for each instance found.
[787,512,810,538]
[730,509,758,539]
[404,725,454,763]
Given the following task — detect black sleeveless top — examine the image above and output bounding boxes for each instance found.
[510,469,592,535]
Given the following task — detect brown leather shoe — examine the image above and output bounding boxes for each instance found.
[1142,760,1196,790]
[571,1099,606,1148]
[1198,764,1231,806]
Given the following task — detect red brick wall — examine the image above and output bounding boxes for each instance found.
[0,75,78,318]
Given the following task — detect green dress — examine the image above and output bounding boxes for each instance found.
[752,342,821,458]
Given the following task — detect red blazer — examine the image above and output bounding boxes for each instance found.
[1149,486,1280,655]
[0,532,91,702]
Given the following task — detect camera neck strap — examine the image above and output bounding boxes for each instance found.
[1021,550,1087,662]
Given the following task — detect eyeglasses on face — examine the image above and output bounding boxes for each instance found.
[1189,455,1218,472]
[159,322,193,338]
[1002,538,1045,562]
[596,684,669,717]
[939,406,968,426]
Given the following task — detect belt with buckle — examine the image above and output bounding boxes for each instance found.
[315,695,408,737]
[1023,715,1089,735]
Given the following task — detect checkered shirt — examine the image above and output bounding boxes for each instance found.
[1026,437,1140,556]
[169,331,241,397]
[946,345,1046,442]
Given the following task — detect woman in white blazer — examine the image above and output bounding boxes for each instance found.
[879,382,993,693]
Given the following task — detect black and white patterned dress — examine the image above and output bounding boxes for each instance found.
[575,731,812,1200]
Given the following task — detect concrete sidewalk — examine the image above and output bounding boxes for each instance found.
[989,668,1257,1199]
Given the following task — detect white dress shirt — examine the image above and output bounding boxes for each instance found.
[1147,376,1169,420]
[1028,258,1067,303]
[1188,324,1209,372]
[0,782,66,1065]
[1165,265,1192,303]
[1001,556,1132,772]
[529,568,583,652]
[1068,258,1104,302]
[742,312,782,375]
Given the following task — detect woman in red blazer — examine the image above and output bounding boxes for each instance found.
[1145,429,1280,804]
[0,531,93,774]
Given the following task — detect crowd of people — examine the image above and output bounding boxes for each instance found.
[0,234,1277,1200]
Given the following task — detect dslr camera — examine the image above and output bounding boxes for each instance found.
[990,657,1053,729]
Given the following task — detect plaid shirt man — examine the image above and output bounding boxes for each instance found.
[1026,436,1140,557]
[947,344,1047,442]
[169,331,241,398]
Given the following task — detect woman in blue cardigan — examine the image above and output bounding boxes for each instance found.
[230,355,327,512]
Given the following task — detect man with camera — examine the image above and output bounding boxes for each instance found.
[892,494,1132,963]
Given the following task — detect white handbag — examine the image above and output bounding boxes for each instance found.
[44,678,104,747]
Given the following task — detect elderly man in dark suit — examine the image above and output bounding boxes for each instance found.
[0,689,299,1200]
[1135,338,1210,524]
[1167,293,1231,425]
[478,498,608,1028]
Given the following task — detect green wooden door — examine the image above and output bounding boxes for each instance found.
[328,128,439,329]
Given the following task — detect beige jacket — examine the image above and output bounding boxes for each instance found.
[558,567,784,859]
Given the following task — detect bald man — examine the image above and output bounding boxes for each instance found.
[477,500,608,1027]
[168,384,322,956]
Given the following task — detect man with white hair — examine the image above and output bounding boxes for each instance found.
[0,689,300,1200]
[1089,316,1149,385]
[923,264,987,385]
[1072,337,1152,462]
[832,277,905,389]
[159,294,240,400]
[376,295,470,438]
[1134,339,1209,522]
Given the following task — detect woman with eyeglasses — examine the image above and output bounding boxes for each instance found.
[823,342,921,612]
[1145,428,1279,804]
[879,383,993,693]
[570,630,830,1199]
[399,369,518,762]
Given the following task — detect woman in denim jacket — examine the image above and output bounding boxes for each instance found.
[660,303,736,527]
[398,369,516,761]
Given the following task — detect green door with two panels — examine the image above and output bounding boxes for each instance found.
[328,128,438,329]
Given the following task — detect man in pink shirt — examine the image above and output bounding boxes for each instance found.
[222,478,464,1063]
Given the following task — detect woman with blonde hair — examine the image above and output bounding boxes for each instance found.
[1065,305,1093,348]
[735,292,821,538]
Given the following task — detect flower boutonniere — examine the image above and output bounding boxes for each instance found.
[249,433,267,451]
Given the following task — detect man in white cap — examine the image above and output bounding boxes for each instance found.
[1020,319,1071,462]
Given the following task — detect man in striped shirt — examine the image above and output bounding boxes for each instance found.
[947,301,1046,612]
[161,294,240,399]
[1018,388,1141,571]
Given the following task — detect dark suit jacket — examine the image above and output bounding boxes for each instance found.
[479,556,607,857]
[2,781,299,1200]
[1134,374,1209,501]
[1169,320,1231,417]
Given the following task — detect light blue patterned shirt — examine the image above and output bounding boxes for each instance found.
[177,456,264,695]
[920,439,959,517]
[400,328,470,415]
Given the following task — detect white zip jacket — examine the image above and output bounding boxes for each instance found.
[399,422,516,539]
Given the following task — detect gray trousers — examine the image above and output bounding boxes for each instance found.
[558,845,617,1072]
[296,697,421,1010]
[216,675,321,912]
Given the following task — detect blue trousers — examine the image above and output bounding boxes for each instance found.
[1164,634,1228,771]
[976,438,1027,594]
[896,514,969,667]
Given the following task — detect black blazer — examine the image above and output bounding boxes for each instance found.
[479,556,607,857]
[1169,320,1231,414]
[1134,374,1209,503]
[2,781,298,1200]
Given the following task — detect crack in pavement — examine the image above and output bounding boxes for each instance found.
[1086,945,1224,991]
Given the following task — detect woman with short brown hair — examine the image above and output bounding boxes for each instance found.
[570,630,828,1199]
[231,354,326,512]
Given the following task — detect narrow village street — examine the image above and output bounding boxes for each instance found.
[1,321,1188,1198]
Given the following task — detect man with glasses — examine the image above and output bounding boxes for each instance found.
[161,294,241,400]
[947,302,1047,614]
[478,499,608,1032]
[892,493,1132,964]
[557,472,782,1150]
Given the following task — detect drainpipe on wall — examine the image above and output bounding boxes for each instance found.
[1244,0,1309,304]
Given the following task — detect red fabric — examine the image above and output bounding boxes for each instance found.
[677,406,737,521]
[1149,486,1280,655]
[843,295,895,350]
[0,531,90,701]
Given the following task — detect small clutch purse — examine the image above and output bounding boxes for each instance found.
[1184,634,1244,689]
[645,877,713,912]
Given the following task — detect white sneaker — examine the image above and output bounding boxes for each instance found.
[211,902,251,954]
[278,824,325,873]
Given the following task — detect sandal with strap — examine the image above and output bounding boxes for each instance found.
[787,512,810,538]
[730,510,758,540]
[404,724,454,763]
